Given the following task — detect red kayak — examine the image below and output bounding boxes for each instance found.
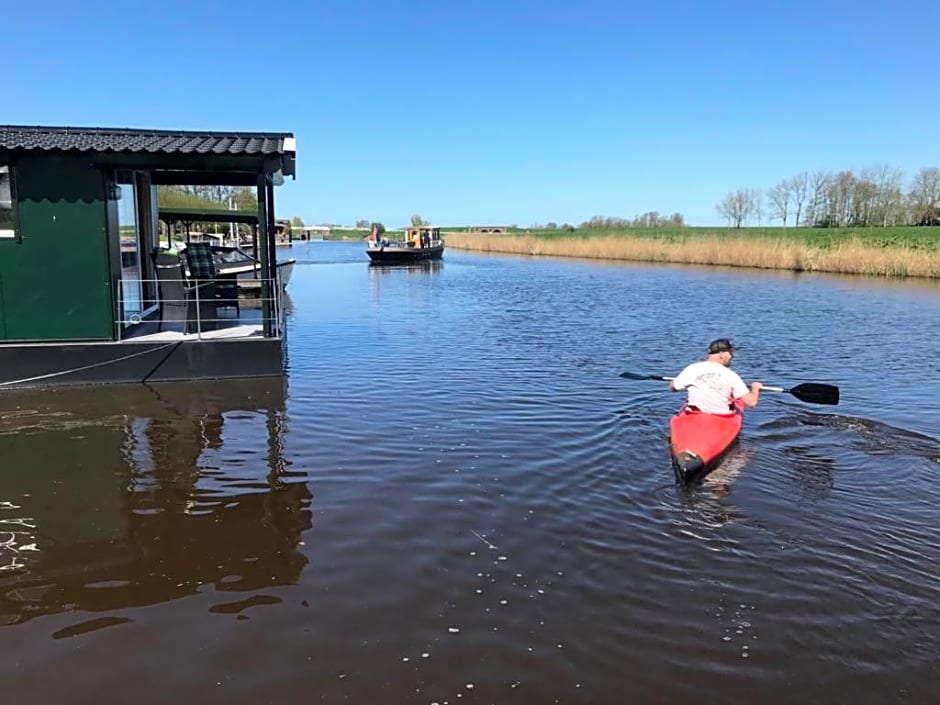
[669,401,744,483]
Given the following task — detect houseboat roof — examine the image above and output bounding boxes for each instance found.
[0,125,294,156]
[159,207,265,225]
[0,124,297,184]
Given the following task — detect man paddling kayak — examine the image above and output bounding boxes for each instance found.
[668,338,762,414]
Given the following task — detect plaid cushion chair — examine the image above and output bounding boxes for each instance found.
[184,242,217,280]
[183,241,239,314]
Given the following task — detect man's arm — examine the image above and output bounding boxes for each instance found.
[737,382,763,407]
[669,367,689,392]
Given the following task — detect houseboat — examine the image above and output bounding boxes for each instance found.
[366,225,445,265]
[0,124,297,388]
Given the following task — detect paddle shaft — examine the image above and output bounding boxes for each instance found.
[618,372,839,405]
[635,380,792,393]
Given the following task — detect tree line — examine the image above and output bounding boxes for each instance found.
[717,167,940,228]
[157,185,257,211]
[160,185,311,231]
[534,212,686,230]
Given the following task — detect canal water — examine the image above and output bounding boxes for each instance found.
[2,241,939,704]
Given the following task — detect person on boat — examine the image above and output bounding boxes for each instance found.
[668,338,762,414]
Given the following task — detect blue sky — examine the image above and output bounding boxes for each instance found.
[6,0,938,227]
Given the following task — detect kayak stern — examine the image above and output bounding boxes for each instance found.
[669,402,744,485]
[673,450,705,483]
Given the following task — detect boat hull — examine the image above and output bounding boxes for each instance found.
[367,244,444,265]
[275,260,294,288]
[0,337,285,388]
[216,257,295,290]
[669,402,743,484]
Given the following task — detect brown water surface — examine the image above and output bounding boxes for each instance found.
[2,242,939,704]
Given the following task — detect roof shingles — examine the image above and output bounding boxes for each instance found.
[0,126,293,156]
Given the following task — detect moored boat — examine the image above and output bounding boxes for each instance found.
[669,401,744,484]
[211,244,295,289]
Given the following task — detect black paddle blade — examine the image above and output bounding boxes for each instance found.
[620,371,652,380]
[619,372,670,381]
[788,383,839,405]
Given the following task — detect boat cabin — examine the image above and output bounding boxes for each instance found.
[0,124,297,388]
[404,225,442,247]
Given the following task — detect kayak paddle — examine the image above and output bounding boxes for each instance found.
[619,372,673,382]
[618,371,840,405]
[761,382,839,405]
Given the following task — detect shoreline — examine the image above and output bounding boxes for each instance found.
[441,232,940,279]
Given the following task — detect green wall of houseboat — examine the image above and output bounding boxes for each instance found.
[0,154,114,341]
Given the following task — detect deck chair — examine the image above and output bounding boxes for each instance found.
[183,242,239,314]
[152,250,217,332]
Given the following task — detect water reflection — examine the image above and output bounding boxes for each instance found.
[368,259,444,306]
[0,379,311,627]
[280,289,295,317]
[701,447,752,498]
[368,260,444,275]
[671,448,752,534]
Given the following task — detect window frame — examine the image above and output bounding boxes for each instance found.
[0,163,19,243]
[115,170,159,327]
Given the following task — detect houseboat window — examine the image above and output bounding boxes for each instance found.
[118,181,143,320]
[0,166,15,239]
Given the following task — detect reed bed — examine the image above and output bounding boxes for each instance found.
[443,233,940,278]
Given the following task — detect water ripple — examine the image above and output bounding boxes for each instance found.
[3,244,940,703]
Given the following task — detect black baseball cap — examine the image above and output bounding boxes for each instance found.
[708,338,734,354]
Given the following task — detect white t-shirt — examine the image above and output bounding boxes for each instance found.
[671,360,749,414]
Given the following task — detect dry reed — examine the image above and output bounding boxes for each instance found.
[443,233,940,278]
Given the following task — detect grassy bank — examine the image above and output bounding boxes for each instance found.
[448,225,939,249]
[442,228,940,278]
[326,228,406,241]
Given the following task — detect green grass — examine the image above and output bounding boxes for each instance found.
[443,226,940,250]
[329,228,407,240]
[315,225,940,250]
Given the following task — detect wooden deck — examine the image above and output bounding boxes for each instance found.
[124,324,265,342]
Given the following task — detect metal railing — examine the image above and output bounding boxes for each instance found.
[116,276,283,341]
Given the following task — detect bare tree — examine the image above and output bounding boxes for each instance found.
[827,171,857,227]
[853,177,878,226]
[909,167,940,225]
[749,188,763,225]
[869,165,904,226]
[789,172,809,228]
[716,193,737,227]
[806,171,831,226]
[636,211,661,228]
[767,179,791,226]
[716,189,755,228]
